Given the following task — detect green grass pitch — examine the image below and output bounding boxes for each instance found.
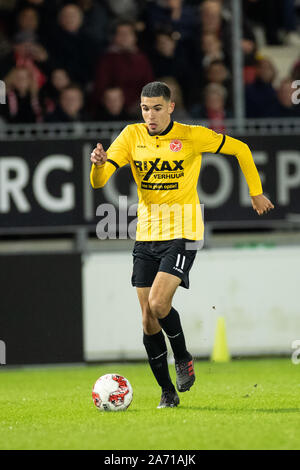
[0,358,299,450]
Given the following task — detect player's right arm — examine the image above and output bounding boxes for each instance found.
[90,126,131,188]
[90,143,112,188]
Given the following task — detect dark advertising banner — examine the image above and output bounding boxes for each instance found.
[0,135,299,231]
[0,140,95,227]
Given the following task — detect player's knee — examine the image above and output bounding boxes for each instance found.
[148,296,170,319]
[142,309,158,335]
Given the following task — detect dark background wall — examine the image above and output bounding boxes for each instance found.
[0,253,83,365]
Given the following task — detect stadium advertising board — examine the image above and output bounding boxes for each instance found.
[0,136,299,231]
[0,253,83,365]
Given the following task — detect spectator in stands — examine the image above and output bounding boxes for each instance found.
[198,0,230,65]
[200,0,223,36]
[275,78,300,117]
[203,59,232,109]
[0,32,51,89]
[144,0,197,56]
[200,32,225,68]
[14,0,58,41]
[15,6,40,37]
[190,82,229,132]
[199,0,257,67]
[45,84,88,122]
[93,20,154,118]
[76,0,109,52]
[1,65,42,123]
[46,4,95,86]
[94,87,131,121]
[158,76,191,121]
[245,57,280,118]
[39,68,71,115]
[149,29,194,106]
[205,59,230,85]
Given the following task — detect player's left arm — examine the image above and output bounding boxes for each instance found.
[192,126,274,215]
[219,135,274,216]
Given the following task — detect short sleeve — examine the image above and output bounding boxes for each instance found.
[106,125,131,168]
[191,125,225,155]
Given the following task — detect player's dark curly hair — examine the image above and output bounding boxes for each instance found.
[141,81,171,101]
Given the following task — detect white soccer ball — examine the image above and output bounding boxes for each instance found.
[92,374,133,411]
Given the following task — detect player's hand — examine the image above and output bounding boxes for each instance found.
[90,143,107,166]
[251,194,274,216]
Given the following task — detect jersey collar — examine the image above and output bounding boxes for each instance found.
[147,120,174,137]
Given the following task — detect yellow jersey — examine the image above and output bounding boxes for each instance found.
[90,121,263,241]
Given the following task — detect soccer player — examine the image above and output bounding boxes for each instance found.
[90,81,274,408]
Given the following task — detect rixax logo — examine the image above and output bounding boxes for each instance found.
[292,80,300,105]
[0,80,6,104]
[0,340,6,365]
[134,158,184,183]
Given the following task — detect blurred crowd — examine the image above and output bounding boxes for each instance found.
[0,0,300,127]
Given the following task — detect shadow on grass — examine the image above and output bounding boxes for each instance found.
[93,408,139,414]
[178,406,300,413]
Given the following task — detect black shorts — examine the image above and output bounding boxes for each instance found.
[131,239,199,289]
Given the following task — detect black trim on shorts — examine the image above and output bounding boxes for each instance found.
[215,135,226,154]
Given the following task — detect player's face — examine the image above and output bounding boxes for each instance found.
[140,96,175,135]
